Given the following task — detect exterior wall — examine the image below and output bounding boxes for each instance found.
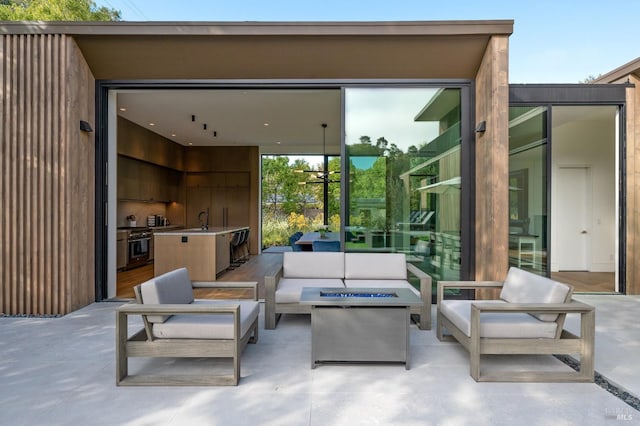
[626,76,639,294]
[1,35,95,315]
[473,35,510,282]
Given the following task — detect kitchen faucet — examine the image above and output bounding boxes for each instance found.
[198,208,209,230]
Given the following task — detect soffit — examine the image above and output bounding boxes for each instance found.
[0,20,513,80]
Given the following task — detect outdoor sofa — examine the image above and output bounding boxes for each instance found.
[116,267,259,386]
[265,252,432,330]
[437,267,595,382]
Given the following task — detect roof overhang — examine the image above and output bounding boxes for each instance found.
[0,20,513,80]
[594,57,640,84]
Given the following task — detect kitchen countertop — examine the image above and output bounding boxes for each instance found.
[153,226,249,236]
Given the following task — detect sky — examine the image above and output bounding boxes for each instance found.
[95,0,640,84]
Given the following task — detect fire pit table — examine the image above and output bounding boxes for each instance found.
[300,287,423,369]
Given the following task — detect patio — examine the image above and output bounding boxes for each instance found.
[1,295,639,425]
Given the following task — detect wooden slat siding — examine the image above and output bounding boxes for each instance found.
[627,77,639,295]
[474,35,510,287]
[0,34,95,315]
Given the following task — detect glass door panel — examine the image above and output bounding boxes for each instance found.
[508,106,548,275]
[344,87,462,285]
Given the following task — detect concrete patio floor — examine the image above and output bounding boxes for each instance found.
[1,294,639,425]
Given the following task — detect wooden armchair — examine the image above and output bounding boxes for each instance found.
[116,268,259,386]
[437,267,595,382]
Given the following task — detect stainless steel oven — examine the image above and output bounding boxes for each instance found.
[127,228,151,269]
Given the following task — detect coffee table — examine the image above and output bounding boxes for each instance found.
[299,287,423,369]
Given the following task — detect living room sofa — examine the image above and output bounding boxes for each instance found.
[264,252,432,330]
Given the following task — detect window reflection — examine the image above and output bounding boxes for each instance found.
[344,88,462,289]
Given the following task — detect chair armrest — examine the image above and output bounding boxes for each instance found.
[192,281,258,300]
[406,262,432,299]
[265,265,284,295]
[437,281,504,306]
[470,300,595,315]
[117,303,241,316]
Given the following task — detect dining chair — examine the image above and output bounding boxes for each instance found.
[312,240,340,252]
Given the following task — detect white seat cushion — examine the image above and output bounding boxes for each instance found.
[343,279,420,298]
[440,300,558,339]
[139,267,194,323]
[283,252,345,279]
[344,253,407,280]
[276,278,345,303]
[152,300,259,339]
[500,267,571,321]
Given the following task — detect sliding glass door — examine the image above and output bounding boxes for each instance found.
[344,87,464,285]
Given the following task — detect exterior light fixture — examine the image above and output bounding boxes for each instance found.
[79,120,93,132]
[475,121,487,133]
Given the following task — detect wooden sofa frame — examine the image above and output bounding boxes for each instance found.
[265,262,431,330]
[437,280,595,382]
[116,281,259,386]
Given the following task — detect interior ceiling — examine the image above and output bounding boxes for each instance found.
[117,89,342,154]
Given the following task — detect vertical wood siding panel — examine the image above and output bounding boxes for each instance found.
[10,35,19,313]
[0,36,7,314]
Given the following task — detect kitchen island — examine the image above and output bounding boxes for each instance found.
[154,226,249,280]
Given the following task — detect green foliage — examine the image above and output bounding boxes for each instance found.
[0,0,121,21]
[261,155,341,247]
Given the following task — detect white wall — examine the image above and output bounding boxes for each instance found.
[551,107,617,272]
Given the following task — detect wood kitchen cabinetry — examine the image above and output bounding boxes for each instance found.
[116,230,128,270]
[118,155,183,202]
[154,228,245,280]
[185,172,249,228]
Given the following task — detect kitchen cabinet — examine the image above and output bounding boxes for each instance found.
[153,227,246,280]
[118,155,183,202]
[185,172,249,229]
[116,230,128,270]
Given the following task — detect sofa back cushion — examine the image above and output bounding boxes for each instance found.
[500,267,571,321]
[283,252,345,279]
[344,253,407,280]
[139,267,195,323]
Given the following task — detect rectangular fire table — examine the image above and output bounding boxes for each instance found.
[299,287,423,369]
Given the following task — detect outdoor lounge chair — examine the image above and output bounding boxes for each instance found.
[437,267,595,382]
[116,268,259,386]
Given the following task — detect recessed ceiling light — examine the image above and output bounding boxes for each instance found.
[263,123,269,127]
[276,141,281,145]
[188,142,193,146]
[149,122,155,126]
[119,107,127,112]
[171,133,177,137]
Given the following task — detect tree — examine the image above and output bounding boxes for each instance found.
[579,74,603,84]
[0,0,121,21]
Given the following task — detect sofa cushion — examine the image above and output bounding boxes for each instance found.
[139,268,195,323]
[500,267,571,321]
[276,278,345,303]
[152,300,259,339]
[440,300,558,339]
[343,279,419,298]
[283,252,345,279]
[344,253,407,280]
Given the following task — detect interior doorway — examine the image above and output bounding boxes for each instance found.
[550,106,618,292]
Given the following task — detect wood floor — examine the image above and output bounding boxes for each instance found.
[551,271,616,293]
[116,252,284,300]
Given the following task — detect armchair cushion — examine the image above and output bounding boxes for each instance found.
[500,267,571,321]
[139,267,194,323]
[344,253,407,280]
[283,252,345,279]
[152,300,260,339]
[440,300,559,339]
[275,278,345,303]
